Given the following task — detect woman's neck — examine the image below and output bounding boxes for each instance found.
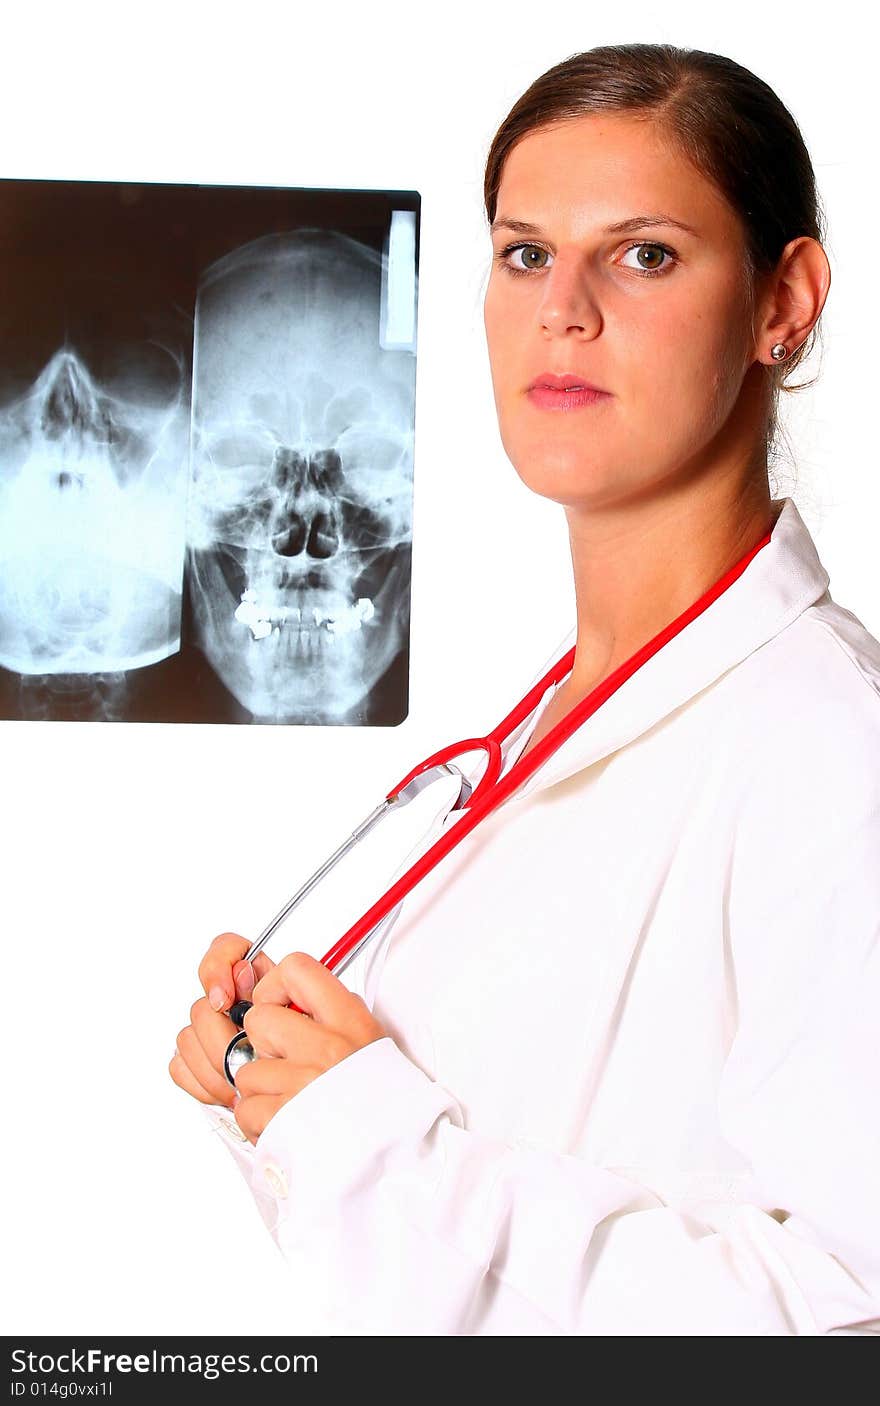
[561,475,778,694]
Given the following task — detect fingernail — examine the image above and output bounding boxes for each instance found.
[235,963,255,1000]
[209,985,228,1011]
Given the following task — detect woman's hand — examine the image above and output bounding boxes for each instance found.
[168,931,276,1108]
[198,930,277,1013]
[233,951,389,1145]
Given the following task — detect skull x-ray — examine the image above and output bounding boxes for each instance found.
[0,346,189,676]
[0,180,419,724]
[187,229,415,723]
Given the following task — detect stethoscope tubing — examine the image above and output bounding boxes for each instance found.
[317,524,772,979]
[223,524,772,1080]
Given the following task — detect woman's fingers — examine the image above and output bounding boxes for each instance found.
[198,933,276,1012]
[170,991,257,1108]
[234,1093,287,1146]
[231,952,275,1002]
[168,1050,228,1107]
[173,995,242,1103]
[175,1021,235,1106]
[198,932,251,1011]
[173,935,282,1110]
[191,994,240,1060]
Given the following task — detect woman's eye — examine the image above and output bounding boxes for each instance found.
[496,242,552,276]
[619,242,676,277]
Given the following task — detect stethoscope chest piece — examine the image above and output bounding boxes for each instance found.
[223,999,256,1088]
[224,1030,256,1087]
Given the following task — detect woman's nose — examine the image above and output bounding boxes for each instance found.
[538,259,602,338]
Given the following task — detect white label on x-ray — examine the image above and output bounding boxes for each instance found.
[381,210,417,352]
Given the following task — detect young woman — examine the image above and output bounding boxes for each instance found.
[170,43,880,1335]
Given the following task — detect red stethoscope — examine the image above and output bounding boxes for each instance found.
[223,523,773,1084]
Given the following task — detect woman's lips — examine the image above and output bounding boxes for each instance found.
[526,385,612,410]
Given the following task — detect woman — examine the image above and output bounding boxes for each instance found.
[169,44,880,1334]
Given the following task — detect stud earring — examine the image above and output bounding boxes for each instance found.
[770,343,788,361]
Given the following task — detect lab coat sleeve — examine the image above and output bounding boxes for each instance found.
[199,785,880,1337]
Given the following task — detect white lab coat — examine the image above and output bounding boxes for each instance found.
[200,497,880,1335]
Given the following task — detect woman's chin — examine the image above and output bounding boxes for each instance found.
[511,455,622,507]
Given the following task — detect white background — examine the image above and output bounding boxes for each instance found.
[3,0,877,1335]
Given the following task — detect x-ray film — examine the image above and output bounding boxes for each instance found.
[0,180,419,724]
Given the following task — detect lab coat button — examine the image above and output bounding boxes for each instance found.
[212,1114,248,1144]
[263,1163,289,1198]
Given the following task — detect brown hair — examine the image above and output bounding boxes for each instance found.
[483,43,828,473]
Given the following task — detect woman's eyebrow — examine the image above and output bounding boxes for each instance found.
[490,214,699,237]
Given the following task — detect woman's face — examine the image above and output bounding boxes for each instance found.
[483,114,762,510]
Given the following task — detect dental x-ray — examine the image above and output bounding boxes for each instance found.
[0,180,419,724]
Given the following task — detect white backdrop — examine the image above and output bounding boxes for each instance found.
[3,0,877,1335]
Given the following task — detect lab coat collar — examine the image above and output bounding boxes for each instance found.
[513,497,830,800]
